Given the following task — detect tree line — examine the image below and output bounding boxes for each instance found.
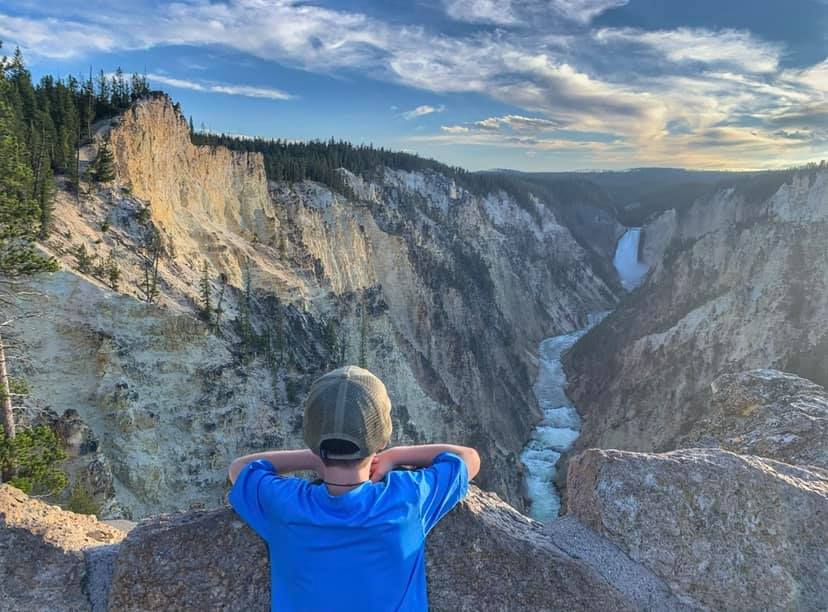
[191,133,544,223]
[2,44,149,236]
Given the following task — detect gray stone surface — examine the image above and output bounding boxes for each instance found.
[107,485,632,611]
[682,369,828,469]
[0,484,124,612]
[567,448,828,612]
[546,516,697,610]
[425,487,632,612]
[85,544,120,612]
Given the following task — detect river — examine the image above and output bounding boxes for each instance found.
[521,228,647,521]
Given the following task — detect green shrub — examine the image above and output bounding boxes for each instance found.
[0,425,68,496]
[73,244,95,273]
[66,480,100,516]
[286,378,300,404]
[136,206,150,225]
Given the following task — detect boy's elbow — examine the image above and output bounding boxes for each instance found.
[466,448,481,480]
[228,459,242,484]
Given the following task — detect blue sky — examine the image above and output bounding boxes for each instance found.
[1,0,826,171]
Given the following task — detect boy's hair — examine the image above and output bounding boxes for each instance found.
[318,439,370,468]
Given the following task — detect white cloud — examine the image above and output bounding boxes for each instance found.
[443,0,519,25]
[443,0,627,25]
[147,74,293,100]
[0,14,115,58]
[475,114,563,132]
[411,130,616,153]
[595,27,783,73]
[402,104,446,120]
[441,125,470,133]
[782,58,828,94]
[547,0,628,24]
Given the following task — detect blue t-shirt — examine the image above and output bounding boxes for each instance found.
[229,451,469,612]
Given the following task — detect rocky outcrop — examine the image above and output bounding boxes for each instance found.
[682,369,828,469]
[26,95,615,517]
[567,448,828,611]
[3,483,661,611]
[565,169,828,453]
[110,485,636,612]
[0,484,124,612]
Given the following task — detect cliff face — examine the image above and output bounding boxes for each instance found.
[23,95,614,517]
[109,97,272,287]
[564,169,828,452]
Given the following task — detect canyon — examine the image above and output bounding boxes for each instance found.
[16,94,616,518]
[2,92,827,610]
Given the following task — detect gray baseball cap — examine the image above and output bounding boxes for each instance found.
[303,366,393,460]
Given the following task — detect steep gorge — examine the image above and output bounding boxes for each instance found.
[565,168,828,453]
[18,95,616,518]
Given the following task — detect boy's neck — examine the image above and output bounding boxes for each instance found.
[322,461,372,496]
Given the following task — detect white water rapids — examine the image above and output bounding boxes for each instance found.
[521,228,648,521]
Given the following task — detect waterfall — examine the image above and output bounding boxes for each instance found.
[613,228,649,291]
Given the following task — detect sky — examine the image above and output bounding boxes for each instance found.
[0,0,826,171]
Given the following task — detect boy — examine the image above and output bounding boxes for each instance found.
[228,365,481,612]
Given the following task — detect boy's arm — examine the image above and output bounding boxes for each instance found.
[370,444,480,482]
[228,449,324,483]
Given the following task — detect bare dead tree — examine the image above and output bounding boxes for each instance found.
[136,226,164,304]
[0,281,49,481]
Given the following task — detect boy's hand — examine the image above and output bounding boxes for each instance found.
[369,450,398,482]
[369,444,480,481]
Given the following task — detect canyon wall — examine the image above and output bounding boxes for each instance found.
[564,168,828,453]
[20,95,614,517]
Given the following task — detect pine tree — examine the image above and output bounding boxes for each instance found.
[137,227,163,304]
[112,68,127,109]
[359,300,368,369]
[33,129,55,239]
[91,138,115,183]
[73,244,94,273]
[238,260,254,350]
[189,115,195,136]
[214,271,227,332]
[0,60,58,477]
[199,260,212,324]
[323,317,343,366]
[99,252,120,290]
[67,480,99,515]
[130,73,149,101]
[272,297,285,364]
[95,70,110,116]
[0,424,67,495]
